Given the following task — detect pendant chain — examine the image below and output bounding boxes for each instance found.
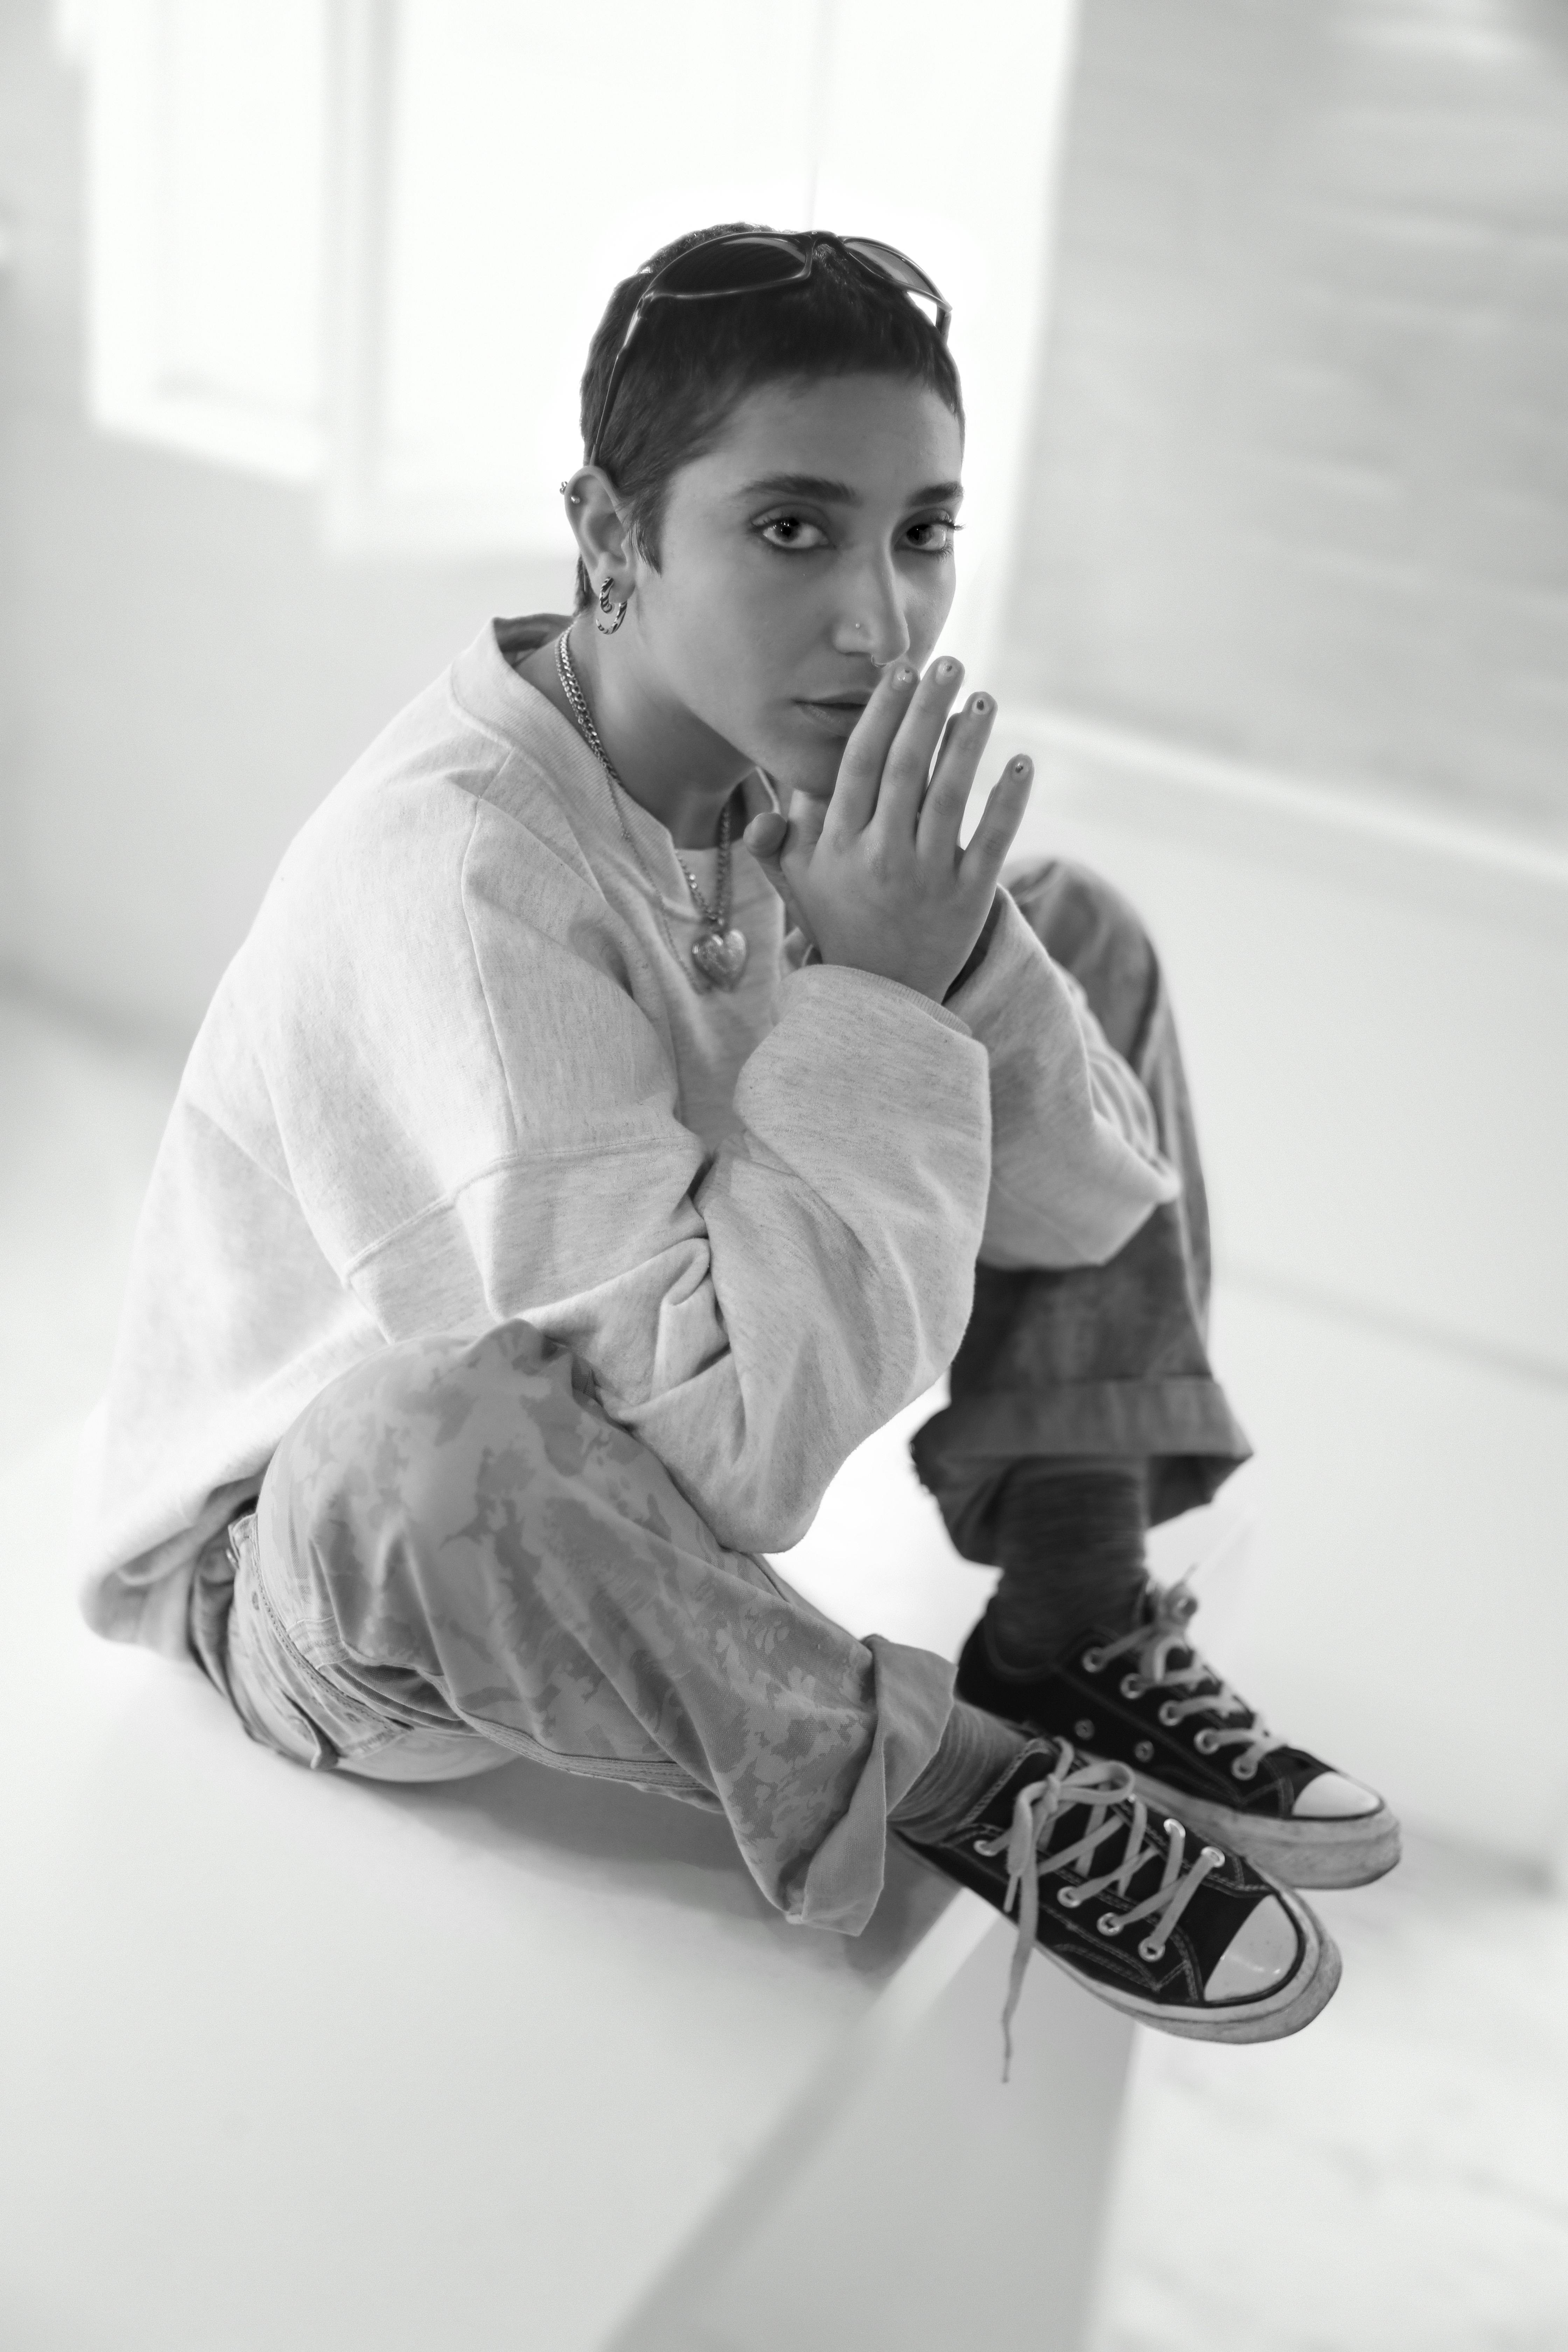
[555,629,736,960]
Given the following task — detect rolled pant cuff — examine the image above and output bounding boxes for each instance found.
[916,1376,1251,1471]
[789,1634,955,1936]
[911,1378,1253,1562]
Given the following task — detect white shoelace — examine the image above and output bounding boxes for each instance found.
[1084,1575,1287,1781]
[974,1741,1224,2077]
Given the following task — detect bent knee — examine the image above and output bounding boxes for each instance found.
[1007,855,1153,969]
[266,1320,599,1557]
[1006,856,1160,1053]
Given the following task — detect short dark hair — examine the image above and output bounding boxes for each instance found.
[572,222,964,611]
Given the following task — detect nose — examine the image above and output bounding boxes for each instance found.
[829,554,910,667]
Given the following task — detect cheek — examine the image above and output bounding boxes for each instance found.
[663,539,771,641]
[644,566,792,747]
[667,559,802,686]
[905,566,957,663]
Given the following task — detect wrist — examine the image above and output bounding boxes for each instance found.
[943,891,1004,1003]
[804,959,963,1023]
[819,945,944,1001]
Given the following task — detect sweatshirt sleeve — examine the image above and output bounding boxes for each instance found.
[295,880,995,1558]
[944,889,1180,1272]
[582,964,992,1552]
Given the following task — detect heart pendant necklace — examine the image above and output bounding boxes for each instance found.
[556,630,748,992]
[675,820,748,993]
[690,923,748,989]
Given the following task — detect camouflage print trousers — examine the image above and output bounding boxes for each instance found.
[191,1319,954,1936]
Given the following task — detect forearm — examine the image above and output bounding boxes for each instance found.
[648,969,988,1545]
[946,891,1178,1269]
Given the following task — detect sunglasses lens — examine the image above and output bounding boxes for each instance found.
[840,237,943,303]
[656,234,810,298]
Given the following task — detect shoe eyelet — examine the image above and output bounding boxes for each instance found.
[1134,1741,1154,1763]
[1232,1759,1258,1782]
[1074,1718,1095,1741]
[1120,1674,1144,1700]
[1082,1647,1105,1674]
[1057,1886,1082,1909]
[1138,1938,1166,1962]
[1194,1729,1218,1756]
[1097,1913,1122,1937]
[1158,1701,1180,1727]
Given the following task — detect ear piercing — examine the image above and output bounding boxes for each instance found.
[595,577,629,635]
[558,478,625,628]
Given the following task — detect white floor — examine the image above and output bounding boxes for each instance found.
[3,988,1566,2351]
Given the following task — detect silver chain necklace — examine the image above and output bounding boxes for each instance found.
[555,630,748,992]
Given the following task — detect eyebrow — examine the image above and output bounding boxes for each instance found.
[736,472,964,507]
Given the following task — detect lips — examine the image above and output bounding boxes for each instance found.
[794,697,871,737]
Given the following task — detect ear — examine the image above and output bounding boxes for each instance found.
[561,467,633,593]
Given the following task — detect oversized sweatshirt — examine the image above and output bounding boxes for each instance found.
[75,620,1179,1658]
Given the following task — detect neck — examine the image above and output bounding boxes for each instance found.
[534,618,752,849]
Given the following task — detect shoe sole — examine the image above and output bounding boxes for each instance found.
[1129,1772,1403,1890]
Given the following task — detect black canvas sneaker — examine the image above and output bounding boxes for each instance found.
[955,1580,1401,1891]
[897,1737,1339,2068]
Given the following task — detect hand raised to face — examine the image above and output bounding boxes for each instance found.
[743,658,1032,1002]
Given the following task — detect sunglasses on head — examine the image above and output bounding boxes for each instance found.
[584,230,953,467]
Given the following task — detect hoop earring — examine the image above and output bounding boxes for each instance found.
[595,576,629,636]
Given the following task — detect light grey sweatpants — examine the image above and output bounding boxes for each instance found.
[192,1318,954,1935]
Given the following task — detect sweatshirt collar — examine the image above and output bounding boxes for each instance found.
[453,617,781,839]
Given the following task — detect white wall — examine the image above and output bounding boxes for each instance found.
[0,1,571,1044]
[999,0,1568,844]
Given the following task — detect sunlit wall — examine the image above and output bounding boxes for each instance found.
[0,2,562,1040]
[1000,0,1568,839]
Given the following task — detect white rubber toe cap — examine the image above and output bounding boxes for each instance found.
[1203,1896,1300,2001]
[1292,1770,1382,1820]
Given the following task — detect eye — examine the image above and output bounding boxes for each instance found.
[903,516,960,555]
[755,512,831,551]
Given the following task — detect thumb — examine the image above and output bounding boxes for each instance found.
[742,808,791,902]
[741,806,818,946]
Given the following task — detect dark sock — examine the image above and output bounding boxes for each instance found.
[983,1457,1149,1675]
[888,1699,1027,1843]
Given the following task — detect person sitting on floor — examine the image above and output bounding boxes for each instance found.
[76,224,1398,2056]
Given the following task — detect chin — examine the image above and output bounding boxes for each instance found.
[763,740,844,803]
